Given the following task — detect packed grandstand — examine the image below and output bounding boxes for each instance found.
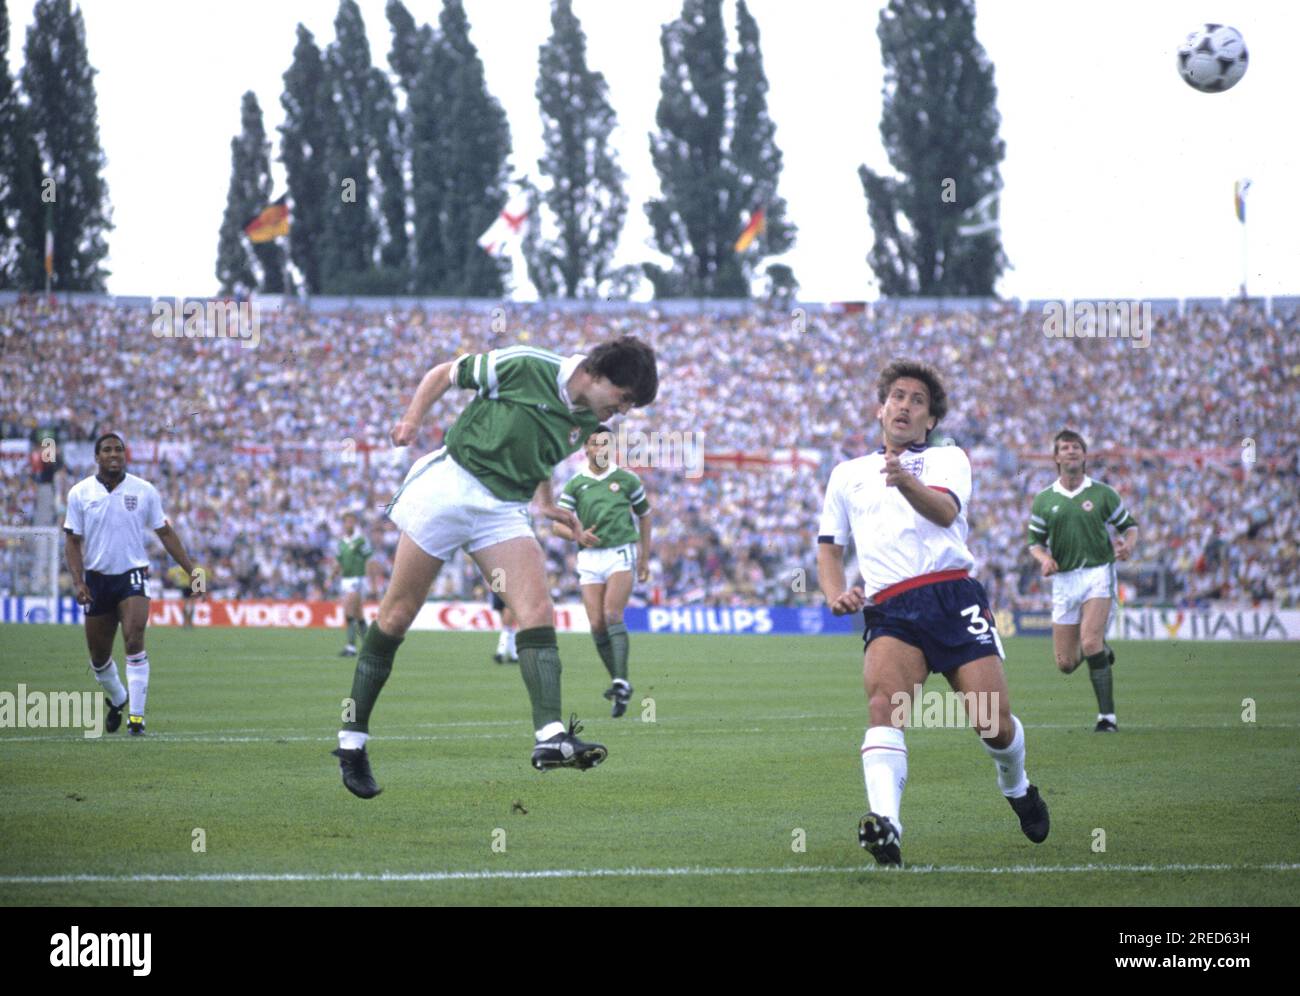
[2,295,1297,610]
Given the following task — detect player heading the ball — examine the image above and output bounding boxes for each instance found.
[332,338,658,798]
[816,360,1049,866]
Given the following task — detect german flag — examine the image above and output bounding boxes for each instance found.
[244,196,290,243]
[733,207,765,253]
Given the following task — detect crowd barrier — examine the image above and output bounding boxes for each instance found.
[4,597,1297,641]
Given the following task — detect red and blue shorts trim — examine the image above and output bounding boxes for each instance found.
[862,570,1004,673]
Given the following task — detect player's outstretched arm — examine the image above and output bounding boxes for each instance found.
[392,361,454,446]
[882,454,959,527]
[817,541,865,615]
[155,523,197,581]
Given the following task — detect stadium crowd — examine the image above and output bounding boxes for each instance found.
[2,296,1297,609]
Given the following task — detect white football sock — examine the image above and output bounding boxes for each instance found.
[982,714,1030,797]
[861,726,907,835]
[496,631,509,654]
[125,652,149,717]
[91,658,127,708]
[536,720,565,741]
[506,628,517,656]
[338,730,369,751]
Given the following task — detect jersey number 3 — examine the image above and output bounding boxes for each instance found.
[961,604,1006,658]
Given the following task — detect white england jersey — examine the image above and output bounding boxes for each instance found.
[64,473,168,574]
[818,443,975,601]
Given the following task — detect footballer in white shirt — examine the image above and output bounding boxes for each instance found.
[816,361,1049,866]
[63,433,202,736]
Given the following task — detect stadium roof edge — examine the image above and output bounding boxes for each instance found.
[1,290,1297,316]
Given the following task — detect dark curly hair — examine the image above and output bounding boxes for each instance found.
[876,359,948,425]
[94,432,125,455]
[582,336,658,407]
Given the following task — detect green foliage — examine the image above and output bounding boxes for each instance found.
[0,0,46,290]
[18,0,112,291]
[646,0,794,298]
[402,0,511,297]
[279,25,331,294]
[216,92,284,295]
[528,0,628,299]
[859,0,1007,296]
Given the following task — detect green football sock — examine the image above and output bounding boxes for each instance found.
[517,626,562,732]
[343,624,403,733]
[345,618,357,646]
[592,629,616,679]
[607,621,630,682]
[357,616,368,638]
[1085,649,1114,714]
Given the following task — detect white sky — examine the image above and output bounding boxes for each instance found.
[7,0,1298,301]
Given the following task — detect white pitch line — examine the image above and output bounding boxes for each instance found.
[2,862,1298,885]
[0,732,521,744]
[3,721,1296,745]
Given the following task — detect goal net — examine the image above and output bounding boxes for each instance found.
[0,526,62,601]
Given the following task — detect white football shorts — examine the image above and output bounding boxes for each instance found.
[387,448,535,562]
[338,575,367,596]
[1051,563,1116,625]
[577,542,637,586]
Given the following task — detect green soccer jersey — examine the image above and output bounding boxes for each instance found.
[557,465,650,548]
[337,532,374,578]
[1026,476,1138,572]
[445,346,604,502]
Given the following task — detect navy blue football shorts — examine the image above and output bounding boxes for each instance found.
[85,567,150,617]
[491,591,507,612]
[862,573,1004,674]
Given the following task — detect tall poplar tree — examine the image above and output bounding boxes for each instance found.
[859,0,1006,296]
[21,0,112,290]
[529,0,627,298]
[645,0,794,298]
[216,92,284,295]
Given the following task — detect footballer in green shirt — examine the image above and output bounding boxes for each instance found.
[333,512,375,658]
[553,426,653,718]
[332,337,658,798]
[1027,430,1139,732]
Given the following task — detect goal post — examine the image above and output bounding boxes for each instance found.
[0,526,62,601]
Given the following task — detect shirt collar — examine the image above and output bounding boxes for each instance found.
[558,354,586,413]
[874,443,928,455]
[1052,475,1092,498]
[580,462,620,482]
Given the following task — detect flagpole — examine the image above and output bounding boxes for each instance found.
[43,201,53,304]
[1240,212,1248,299]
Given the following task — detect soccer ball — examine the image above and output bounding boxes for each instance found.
[1177,24,1248,93]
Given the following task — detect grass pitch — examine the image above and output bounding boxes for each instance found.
[1,626,1296,906]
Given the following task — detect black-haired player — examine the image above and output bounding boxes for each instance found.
[64,433,202,736]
